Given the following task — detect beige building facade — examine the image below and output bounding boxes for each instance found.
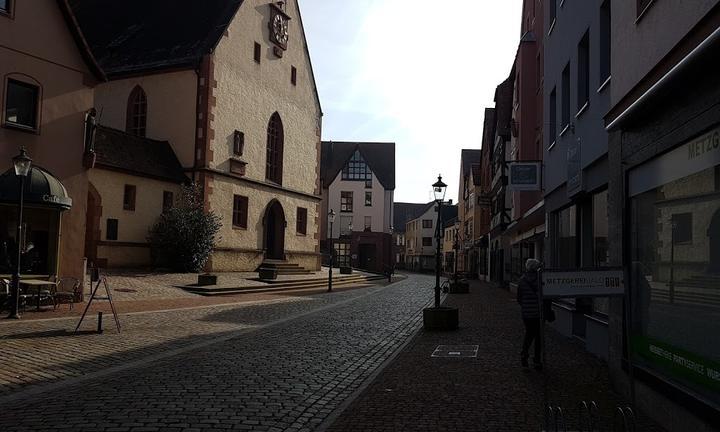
[74,0,323,271]
[0,1,104,284]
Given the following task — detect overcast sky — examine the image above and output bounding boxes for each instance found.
[300,0,523,203]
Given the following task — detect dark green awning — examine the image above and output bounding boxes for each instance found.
[0,166,72,210]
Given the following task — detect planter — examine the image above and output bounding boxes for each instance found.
[448,281,469,294]
[340,266,353,275]
[258,268,278,280]
[423,306,459,331]
[197,274,217,286]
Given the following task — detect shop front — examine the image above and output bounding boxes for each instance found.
[0,167,73,278]
[627,126,720,411]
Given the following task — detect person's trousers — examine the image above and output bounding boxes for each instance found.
[521,317,541,362]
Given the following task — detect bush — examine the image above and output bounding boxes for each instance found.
[149,183,222,272]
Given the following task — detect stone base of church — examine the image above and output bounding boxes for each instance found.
[207,249,321,272]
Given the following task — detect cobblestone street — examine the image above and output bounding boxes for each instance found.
[0,274,435,431]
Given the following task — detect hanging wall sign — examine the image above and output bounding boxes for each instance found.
[541,269,625,298]
[507,162,542,191]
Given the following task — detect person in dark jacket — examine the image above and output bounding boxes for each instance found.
[517,258,542,369]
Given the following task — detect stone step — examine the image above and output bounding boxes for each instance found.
[184,275,386,296]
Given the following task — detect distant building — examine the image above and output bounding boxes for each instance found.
[393,202,429,269]
[457,149,482,277]
[320,141,395,274]
[73,0,323,272]
[442,217,460,274]
[405,202,457,272]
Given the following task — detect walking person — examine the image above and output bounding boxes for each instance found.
[517,258,542,370]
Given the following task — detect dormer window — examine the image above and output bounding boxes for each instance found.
[342,150,373,186]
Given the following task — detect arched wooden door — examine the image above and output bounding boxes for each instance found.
[264,200,286,260]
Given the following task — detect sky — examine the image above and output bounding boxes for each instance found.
[299,0,523,204]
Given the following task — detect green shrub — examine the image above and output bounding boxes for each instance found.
[149,183,222,272]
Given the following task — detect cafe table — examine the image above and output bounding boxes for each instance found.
[19,279,57,312]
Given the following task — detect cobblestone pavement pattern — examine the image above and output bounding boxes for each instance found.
[0,273,435,431]
[327,280,667,432]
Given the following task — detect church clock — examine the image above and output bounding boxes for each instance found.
[269,2,291,55]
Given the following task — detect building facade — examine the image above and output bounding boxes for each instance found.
[0,1,104,284]
[457,150,482,277]
[543,0,612,359]
[443,217,460,274]
[405,202,456,272]
[606,1,720,429]
[320,141,394,274]
[393,202,428,269]
[73,0,323,272]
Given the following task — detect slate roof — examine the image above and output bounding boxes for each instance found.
[321,141,395,190]
[495,77,514,139]
[461,149,482,178]
[56,0,106,81]
[69,0,244,77]
[471,162,482,186]
[393,202,430,233]
[94,126,189,184]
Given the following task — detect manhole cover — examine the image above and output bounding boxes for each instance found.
[431,345,479,358]
[113,288,137,293]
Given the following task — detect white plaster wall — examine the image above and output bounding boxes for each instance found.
[326,172,391,238]
[93,71,198,168]
[211,0,321,195]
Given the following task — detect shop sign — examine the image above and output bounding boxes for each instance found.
[541,269,624,298]
[507,162,541,191]
[633,335,720,394]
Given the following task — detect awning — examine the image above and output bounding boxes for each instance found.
[0,166,73,210]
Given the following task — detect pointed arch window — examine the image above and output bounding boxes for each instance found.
[266,112,284,184]
[126,85,147,137]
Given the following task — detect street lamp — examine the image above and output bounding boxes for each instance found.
[432,175,447,308]
[328,209,336,293]
[8,148,32,319]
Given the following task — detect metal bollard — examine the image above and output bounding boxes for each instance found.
[97,311,103,334]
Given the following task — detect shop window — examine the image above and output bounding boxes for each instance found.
[296,207,307,235]
[335,241,351,267]
[364,216,372,231]
[561,63,570,131]
[556,205,577,268]
[422,237,432,247]
[577,31,589,113]
[162,191,174,212]
[630,160,720,406]
[106,219,118,241]
[671,213,692,244]
[422,219,433,229]
[592,191,609,267]
[126,86,147,137]
[123,185,136,211]
[599,1,611,85]
[340,191,353,212]
[0,207,60,275]
[4,79,39,131]
[232,195,248,229]
[365,191,372,207]
[265,112,284,184]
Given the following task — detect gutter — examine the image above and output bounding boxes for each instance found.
[606,24,720,131]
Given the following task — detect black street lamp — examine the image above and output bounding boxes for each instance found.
[8,148,32,320]
[327,209,336,293]
[432,175,447,308]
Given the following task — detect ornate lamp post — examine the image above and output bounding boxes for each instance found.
[327,209,336,293]
[432,175,447,308]
[8,148,32,320]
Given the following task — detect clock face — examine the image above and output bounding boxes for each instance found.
[272,14,289,47]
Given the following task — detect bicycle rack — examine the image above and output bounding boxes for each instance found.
[542,402,636,432]
[545,405,567,432]
[613,406,636,432]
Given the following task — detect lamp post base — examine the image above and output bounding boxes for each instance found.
[448,281,469,294]
[423,306,458,331]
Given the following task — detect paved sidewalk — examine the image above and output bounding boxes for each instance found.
[326,280,666,432]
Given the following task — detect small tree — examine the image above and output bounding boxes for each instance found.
[149,183,222,272]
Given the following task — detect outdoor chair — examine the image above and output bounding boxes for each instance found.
[52,277,81,310]
[1,278,30,312]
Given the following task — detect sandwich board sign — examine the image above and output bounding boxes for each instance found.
[541,269,625,299]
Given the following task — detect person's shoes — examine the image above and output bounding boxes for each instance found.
[521,357,529,368]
